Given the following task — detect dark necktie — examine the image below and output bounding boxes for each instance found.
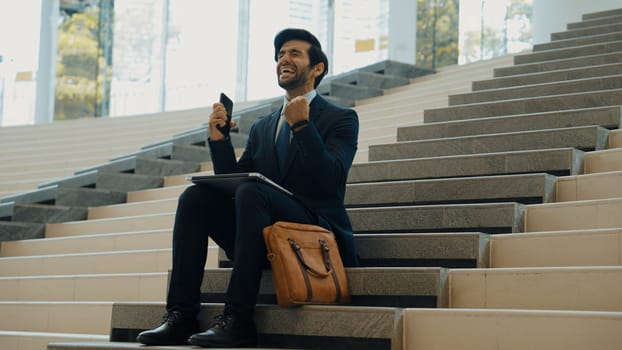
[276,119,291,172]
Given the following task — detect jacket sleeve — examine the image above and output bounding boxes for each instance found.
[291,107,359,186]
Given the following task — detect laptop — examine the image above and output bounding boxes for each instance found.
[186,172,293,196]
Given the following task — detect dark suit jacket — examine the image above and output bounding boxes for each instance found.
[208,95,360,267]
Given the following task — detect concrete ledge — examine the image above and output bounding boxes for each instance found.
[583,8,622,20]
[348,202,523,234]
[403,308,622,350]
[551,23,622,41]
[398,106,621,141]
[493,52,622,78]
[12,203,87,224]
[219,232,488,269]
[0,222,45,241]
[423,89,622,122]
[110,302,404,350]
[96,172,163,193]
[370,126,607,161]
[568,14,622,30]
[75,157,137,176]
[349,148,584,183]
[514,41,622,65]
[134,157,200,177]
[450,74,622,105]
[200,267,448,308]
[357,60,435,79]
[534,31,622,52]
[475,63,622,91]
[346,173,556,206]
[56,187,126,208]
[0,185,58,205]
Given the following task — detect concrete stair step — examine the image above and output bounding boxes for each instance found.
[55,187,127,208]
[46,203,515,237]
[170,144,211,163]
[557,170,622,201]
[95,172,163,193]
[583,8,622,20]
[349,202,523,234]
[568,14,622,29]
[134,157,200,177]
[126,185,188,202]
[109,302,404,350]
[349,148,583,183]
[0,221,46,242]
[346,173,555,206]
[552,22,622,41]
[403,308,622,350]
[88,199,177,220]
[490,228,622,268]
[474,62,622,91]
[534,31,622,52]
[493,51,622,77]
[450,74,622,105]
[219,232,489,269]
[585,148,622,173]
[0,331,107,350]
[449,266,622,312]
[369,126,607,161]
[424,88,622,123]
[524,197,622,232]
[0,249,171,276]
[48,342,294,350]
[93,173,554,221]
[201,267,447,308]
[45,212,175,237]
[0,273,167,301]
[0,302,112,335]
[398,106,621,141]
[11,203,87,224]
[514,40,622,65]
[0,229,172,257]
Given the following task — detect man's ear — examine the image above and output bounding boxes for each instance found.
[312,62,326,77]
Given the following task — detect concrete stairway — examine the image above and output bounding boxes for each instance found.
[2,6,622,350]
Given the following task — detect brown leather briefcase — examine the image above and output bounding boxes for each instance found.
[263,221,351,307]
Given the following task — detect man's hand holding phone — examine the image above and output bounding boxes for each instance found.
[209,93,234,141]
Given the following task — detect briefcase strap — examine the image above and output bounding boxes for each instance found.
[288,238,343,303]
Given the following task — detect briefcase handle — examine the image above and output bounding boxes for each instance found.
[288,238,333,278]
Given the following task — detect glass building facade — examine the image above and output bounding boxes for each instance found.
[0,0,543,126]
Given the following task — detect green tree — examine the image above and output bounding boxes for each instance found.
[416,0,459,69]
[55,2,113,120]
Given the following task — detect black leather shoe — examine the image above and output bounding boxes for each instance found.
[136,311,200,345]
[188,313,257,348]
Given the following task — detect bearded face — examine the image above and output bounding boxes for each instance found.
[277,62,313,90]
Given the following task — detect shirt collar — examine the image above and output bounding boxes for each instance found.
[281,90,317,108]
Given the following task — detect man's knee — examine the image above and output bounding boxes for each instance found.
[235,182,267,203]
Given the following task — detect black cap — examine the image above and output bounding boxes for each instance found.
[274,28,322,61]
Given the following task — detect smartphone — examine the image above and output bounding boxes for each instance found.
[217,93,233,136]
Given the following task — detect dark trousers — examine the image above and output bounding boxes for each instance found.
[166,182,317,319]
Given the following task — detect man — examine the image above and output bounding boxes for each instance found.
[136,28,359,348]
